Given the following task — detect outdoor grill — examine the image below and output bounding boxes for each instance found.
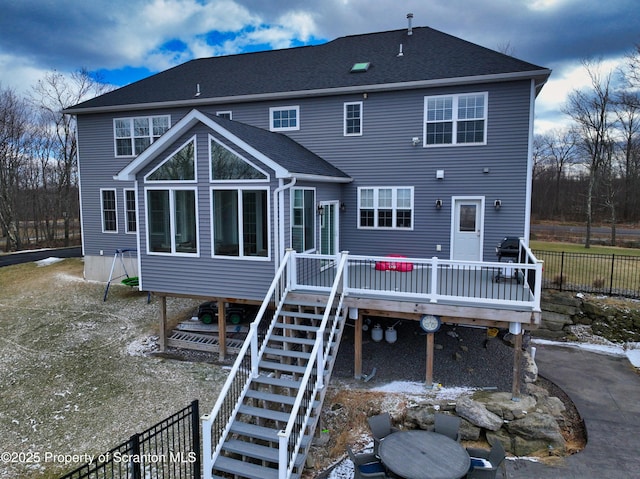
[494,236,521,283]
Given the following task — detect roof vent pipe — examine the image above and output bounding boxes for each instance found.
[397,43,404,57]
[195,83,201,97]
[407,13,413,35]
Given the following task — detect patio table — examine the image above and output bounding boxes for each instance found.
[378,430,470,479]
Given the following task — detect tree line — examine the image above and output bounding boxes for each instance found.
[0,70,109,252]
[532,46,640,247]
[1,45,639,253]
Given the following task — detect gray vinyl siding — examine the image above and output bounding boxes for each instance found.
[135,123,278,298]
[76,78,535,296]
[191,80,532,260]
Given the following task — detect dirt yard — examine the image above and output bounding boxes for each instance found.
[0,258,225,478]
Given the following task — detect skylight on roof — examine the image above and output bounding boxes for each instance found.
[350,62,370,73]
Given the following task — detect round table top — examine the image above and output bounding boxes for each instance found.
[378,430,470,479]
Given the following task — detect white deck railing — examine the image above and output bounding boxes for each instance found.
[293,240,543,312]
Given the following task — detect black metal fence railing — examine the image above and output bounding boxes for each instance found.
[534,250,640,299]
[59,400,201,479]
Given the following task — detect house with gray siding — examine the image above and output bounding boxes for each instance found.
[67,22,552,479]
[67,23,550,352]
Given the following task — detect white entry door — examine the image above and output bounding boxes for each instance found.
[451,198,484,261]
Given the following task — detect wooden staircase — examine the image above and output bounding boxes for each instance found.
[209,294,346,479]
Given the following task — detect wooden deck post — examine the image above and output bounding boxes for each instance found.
[354,310,362,379]
[426,332,434,386]
[158,294,167,351]
[217,299,226,361]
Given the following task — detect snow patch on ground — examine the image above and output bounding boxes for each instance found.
[35,257,63,267]
[370,381,475,400]
[127,336,159,356]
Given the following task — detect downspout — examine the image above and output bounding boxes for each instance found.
[524,78,536,247]
[273,177,297,272]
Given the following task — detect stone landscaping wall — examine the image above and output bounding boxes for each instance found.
[402,349,568,456]
[534,290,640,342]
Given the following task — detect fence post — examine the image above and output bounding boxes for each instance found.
[191,400,202,479]
[430,257,439,303]
[559,251,565,292]
[129,433,142,479]
[609,254,615,296]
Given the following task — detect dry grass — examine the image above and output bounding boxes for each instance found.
[0,259,225,479]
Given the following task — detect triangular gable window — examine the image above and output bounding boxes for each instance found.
[146,138,195,181]
[210,137,267,181]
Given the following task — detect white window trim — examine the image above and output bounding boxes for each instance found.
[144,186,199,257]
[344,101,363,136]
[216,111,232,119]
[210,186,271,261]
[269,105,300,132]
[209,134,270,183]
[124,189,136,234]
[290,187,317,253]
[100,188,118,233]
[113,115,170,157]
[423,92,488,147]
[144,136,197,183]
[357,186,414,230]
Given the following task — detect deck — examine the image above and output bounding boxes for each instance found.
[290,251,542,325]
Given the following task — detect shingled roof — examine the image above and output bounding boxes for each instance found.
[68,26,550,113]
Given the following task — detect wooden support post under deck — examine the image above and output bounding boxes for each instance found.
[426,332,434,386]
[159,294,167,351]
[354,311,362,379]
[217,299,226,361]
[512,332,523,400]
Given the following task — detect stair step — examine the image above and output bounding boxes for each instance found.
[214,455,278,479]
[284,298,330,309]
[222,439,308,469]
[275,320,321,332]
[264,346,312,360]
[269,334,316,346]
[222,438,279,463]
[245,388,297,405]
[239,404,291,423]
[229,420,314,451]
[259,360,308,375]
[253,374,301,389]
[279,310,325,321]
[230,420,280,443]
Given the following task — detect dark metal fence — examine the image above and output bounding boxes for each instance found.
[60,400,201,479]
[534,250,640,298]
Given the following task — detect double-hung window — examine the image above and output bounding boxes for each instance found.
[114,115,170,156]
[270,106,299,131]
[424,92,487,146]
[101,189,117,233]
[358,187,413,229]
[124,189,136,233]
[291,189,315,252]
[344,102,363,136]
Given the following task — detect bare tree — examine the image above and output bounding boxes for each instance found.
[562,59,615,248]
[0,86,34,251]
[28,69,110,246]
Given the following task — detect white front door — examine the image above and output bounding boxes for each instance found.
[319,201,339,255]
[451,197,484,261]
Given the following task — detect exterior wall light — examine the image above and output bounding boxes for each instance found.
[317,204,324,215]
[435,199,443,209]
[412,137,420,146]
[494,199,502,210]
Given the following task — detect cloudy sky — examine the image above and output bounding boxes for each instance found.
[1,0,638,132]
